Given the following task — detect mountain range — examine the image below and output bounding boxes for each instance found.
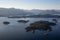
[0,8,60,17]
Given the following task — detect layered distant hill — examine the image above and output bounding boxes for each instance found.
[0,8,60,17]
[0,8,34,17]
[30,9,60,15]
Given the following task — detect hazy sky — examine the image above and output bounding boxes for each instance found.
[0,0,60,10]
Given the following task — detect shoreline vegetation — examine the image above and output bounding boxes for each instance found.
[8,14,60,18]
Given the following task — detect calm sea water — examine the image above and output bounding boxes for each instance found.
[0,17,60,40]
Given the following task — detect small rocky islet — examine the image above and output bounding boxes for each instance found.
[17,20,29,23]
[3,21,10,25]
